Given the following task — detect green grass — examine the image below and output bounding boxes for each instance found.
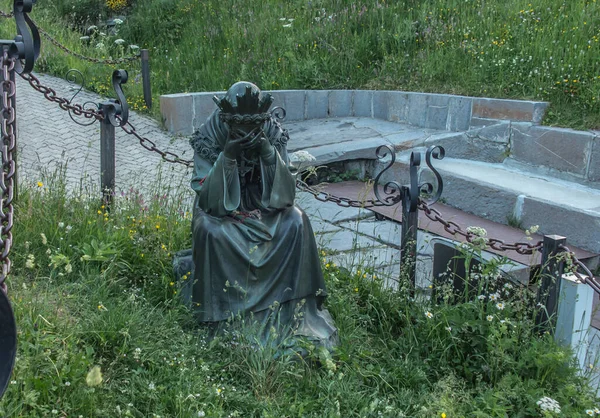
[2,0,600,128]
[0,170,599,416]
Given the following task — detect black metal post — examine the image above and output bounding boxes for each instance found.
[400,185,418,289]
[141,49,152,110]
[536,234,567,332]
[100,103,116,207]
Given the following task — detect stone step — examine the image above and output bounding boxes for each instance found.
[374,155,600,253]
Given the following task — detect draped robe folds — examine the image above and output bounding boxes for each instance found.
[189,110,337,348]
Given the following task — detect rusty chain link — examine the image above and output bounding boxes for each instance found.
[295,179,392,208]
[0,52,16,294]
[558,244,600,293]
[0,9,14,18]
[118,117,194,168]
[417,199,543,255]
[19,71,104,122]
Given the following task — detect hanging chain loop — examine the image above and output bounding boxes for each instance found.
[0,52,16,293]
[19,72,104,122]
[417,199,543,255]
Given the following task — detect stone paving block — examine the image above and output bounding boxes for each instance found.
[424,94,450,130]
[387,92,409,123]
[337,219,402,247]
[521,198,600,253]
[372,91,389,121]
[302,137,392,165]
[353,90,373,117]
[329,246,399,270]
[442,174,518,223]
[316,229,383,252]
[300,196,374,224]
[328,90,353,118]
[160,93,194,135]
[268,90,306,121]
[306,90,330,119]
[587,136,600,182]
[193,92,223,130]
[407,93,429,127]
[472,98,548,123]
[447,96,472,131]
[308,219,343,234]
[511,124,594,176]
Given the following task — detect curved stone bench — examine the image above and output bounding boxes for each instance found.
[160,90,600,254]
[160,89,548,136]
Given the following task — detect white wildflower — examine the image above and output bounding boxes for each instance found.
[25,254,35,269]
[79,36,90,41]
[149,382,156,390]
[114,39,125,45]
[283,23,292,27]
[41,233,47,245]
[290,150,316,163]
[113,18,124,25]
[536,397,561,413]
[486,315,493,322]
[424,311,433,319]
[58,222,65,228]
[65,225,73,233]
[129,44,139,50]
[95,42,105,49]
[87,25,98,32]
[496,302,505,310]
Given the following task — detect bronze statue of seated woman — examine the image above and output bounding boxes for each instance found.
[181,81,337,350]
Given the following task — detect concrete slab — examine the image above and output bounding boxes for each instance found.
[511,124,595,176]
[337,219,402,247]
[316,229,383,252]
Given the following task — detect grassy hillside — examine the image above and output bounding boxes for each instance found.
[2,0,600,128]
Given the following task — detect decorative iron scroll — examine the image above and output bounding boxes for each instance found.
[372,144,445,209]
[65,69,100,127]
[101,69,129,127]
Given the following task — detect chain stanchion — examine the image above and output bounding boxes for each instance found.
[558,244,600,293]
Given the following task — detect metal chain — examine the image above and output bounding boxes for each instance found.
[558,244,600,293]
[295,178,390,208]
[118,118,194,167]
[0,52,16,294]
[19,72,104,121]
[0,10,14,18]
[29,18,140,65]
[417,199,543,255]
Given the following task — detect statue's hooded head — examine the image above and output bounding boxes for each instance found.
[213,81,274,128]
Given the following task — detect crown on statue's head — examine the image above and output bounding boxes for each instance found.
[213,81,273,125]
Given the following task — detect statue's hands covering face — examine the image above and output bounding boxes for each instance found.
[224,126,272,160]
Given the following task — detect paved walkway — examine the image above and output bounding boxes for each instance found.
[16,73,193,195]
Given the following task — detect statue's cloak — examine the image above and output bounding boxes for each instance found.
[188,109,337,347]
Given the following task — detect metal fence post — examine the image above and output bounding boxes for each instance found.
[536,234,567,332]
[400,186,418,289]
[141,49,151,110]
[100,102,116,207]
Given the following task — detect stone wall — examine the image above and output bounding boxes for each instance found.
[160,89,548,136]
